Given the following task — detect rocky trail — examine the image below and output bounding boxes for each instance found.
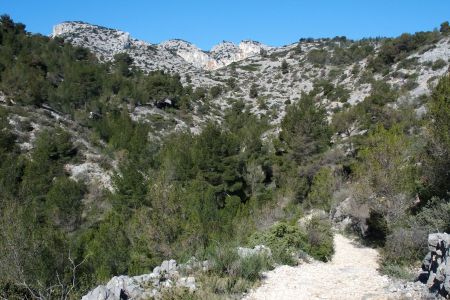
[244,234,425,300]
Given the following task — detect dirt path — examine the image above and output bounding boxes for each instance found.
[243,234,394,300]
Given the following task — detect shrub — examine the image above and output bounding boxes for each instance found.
[379,263,416,281]
[382,228,427,265]
[210,85,223,98]
[365,210,389,246]
[208,246,271,283]
[280,92,331,163]
[238,254,272,282]
[369,31,441,72]
[249,84,258,98]
[304,167,335,211]
[248,222,307,265]
[281,60,289,74]
[409,197,450,233]
[440,21,450,34]
[307,49,329,65]
[46,176,85,230]
[305,217,334,261]
[431,58,447,71]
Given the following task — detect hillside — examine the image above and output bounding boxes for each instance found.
[53,21,449,126]
[1,15,450,299]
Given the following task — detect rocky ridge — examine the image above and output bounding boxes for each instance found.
[53,21,450,126]
[52,22,269,72]
[160,39,270,70]
[81,245,270,300]
[81,258,198,300]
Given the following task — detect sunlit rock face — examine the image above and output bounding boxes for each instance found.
[53,22,270,71]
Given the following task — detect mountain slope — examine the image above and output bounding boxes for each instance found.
[2,15,450,300]
[52,21,270,72]
[54,21,450,126]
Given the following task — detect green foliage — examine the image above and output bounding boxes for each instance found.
[249,83,258,98]
[409,197,450,233]
[354,81,400,129]
[248,222,307,265]
[355,125,416,211]
[379,263,416,281]
[46,177,85,230]
[312,80,350,103]
[209,85,223,98]
[3,15,450,299]
[21,128,77,202]
[209,246,271,282]
[280,93,331,163]
[305,217,334,261]
[304,167,335,211]
[239,63,261,72]
[83,212,131,281]
[0,16,191,114]
[281,59,289,74]
[424,74,450,198]
[365,210,389,245]
[330,42,374,65]
[431,58,447,71]
[113,52,134,77]
[369,31,441,72]
[382,228,427,265]
[307,49,329,65]
[440,21,450,34]
[294,42,302,54]
[0,203,72,299]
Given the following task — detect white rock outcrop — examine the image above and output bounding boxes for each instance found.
[81,259,197,300]
[53,21,270,71]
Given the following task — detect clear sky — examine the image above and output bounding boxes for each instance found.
[2,0,450,50]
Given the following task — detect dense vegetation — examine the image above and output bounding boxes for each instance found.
[0,15,449,299]
[0,16,333,299]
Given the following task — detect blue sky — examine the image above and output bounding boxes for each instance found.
[2,1,449,50]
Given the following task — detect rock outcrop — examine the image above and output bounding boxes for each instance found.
[209,40,270,69]
[419,232,450,298]
[81,245,272,299]
[52,22,269,71]
[52,21,198,75]
[81,259,198,300]
[237,245,272,258]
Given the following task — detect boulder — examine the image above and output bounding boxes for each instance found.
[81,285,111,300]
[420,232,450,298]
[177,276,196,291]
[161,259,177,273]
[237,245,272,258]
[81,258,199,300]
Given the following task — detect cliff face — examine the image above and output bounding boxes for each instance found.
[52,22,270,71]
[52,22,197,74]
[209,40,270,69]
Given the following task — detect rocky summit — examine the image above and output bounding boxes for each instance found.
[53,21,269,71]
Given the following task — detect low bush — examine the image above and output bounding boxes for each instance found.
[365,210,389,246]
[382,227,427,265]
[248,222,307,265]
[379,263,416,281]
[203,246,272,296]
[305,217,334,261]
[209,246,271,282]
[431,58,447,71]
